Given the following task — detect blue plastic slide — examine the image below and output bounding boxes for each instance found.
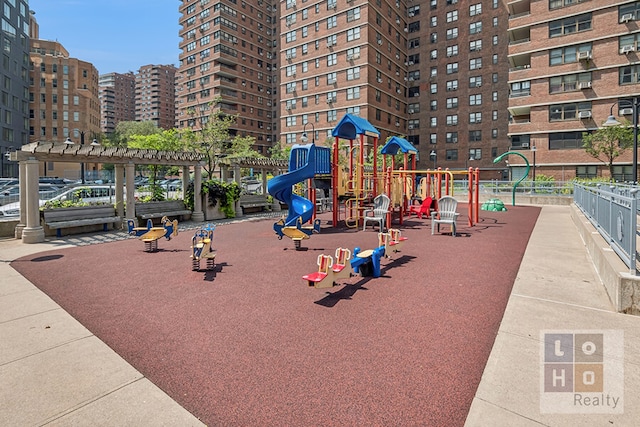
[268,144,316,227]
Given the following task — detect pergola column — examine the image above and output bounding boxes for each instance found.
[182,166,189,198]
[125,163,136,225]
[21,158,45,243]
[191,163,204,222]
[114,164,125,229]
[14,161,27,239]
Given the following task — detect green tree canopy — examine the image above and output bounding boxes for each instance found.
[582,122,634,179]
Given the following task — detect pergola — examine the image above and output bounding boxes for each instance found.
[9,141,206,243]
[217,156,289,195]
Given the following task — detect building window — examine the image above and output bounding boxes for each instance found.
[446,149,458,161]
[469,21,482,34]
[620,65,640,85]
[446,10,458,22]
[446,97,458,108]
[446,114,458,125]
[469,130,482,141]
[549,102,591,121]
[549,131,584,149]
[469,112,482,123]
[446,62,458,74]
[549,13,592,37]
[446,27,458,39]
[446,132,458,143]
[469,94,482,106]
[469,3,482,16]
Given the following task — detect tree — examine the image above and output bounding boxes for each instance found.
[182,110,238,177]
[128,129,184,199]
[268,141,290,160]
[227,134,264,160]
[108,121,161,147]
[582,122,634,179]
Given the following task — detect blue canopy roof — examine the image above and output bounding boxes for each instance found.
[331,114,380,140]
[380,136,418,155]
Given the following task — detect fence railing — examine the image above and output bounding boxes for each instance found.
[574,183,638,275]
[453,180,575,196]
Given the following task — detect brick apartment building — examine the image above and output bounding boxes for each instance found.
[135,64,177,130]
[507,0,640,182]
[175,0,279,156]
[28,14,101,180]
[99,72,136,135]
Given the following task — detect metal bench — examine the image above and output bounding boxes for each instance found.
[43,205,121,237]
[135,200,191,223]
[239,195,270,214]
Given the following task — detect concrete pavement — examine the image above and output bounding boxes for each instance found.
[1,205,638,426]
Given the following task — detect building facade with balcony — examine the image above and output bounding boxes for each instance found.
[135,64,177,130]
[175,0,279,156]
[507,0,640,182]
[99,72,136,135]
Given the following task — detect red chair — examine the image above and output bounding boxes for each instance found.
[408,197,433,219]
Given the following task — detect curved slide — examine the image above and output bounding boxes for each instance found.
[267,144,316,227]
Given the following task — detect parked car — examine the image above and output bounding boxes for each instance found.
[0,185,120,218]
[0,184,62,206]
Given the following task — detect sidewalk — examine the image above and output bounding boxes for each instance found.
[465,205,640,426]
[0,206,638,425]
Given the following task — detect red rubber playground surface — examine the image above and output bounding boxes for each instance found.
[12,204,540,426]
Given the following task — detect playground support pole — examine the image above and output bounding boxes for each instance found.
[474,168,480,224]
[468,167,473,227]
[332,136,339,228]
[373,136,378,196]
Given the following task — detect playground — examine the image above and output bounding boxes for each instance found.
[10,204,540,426]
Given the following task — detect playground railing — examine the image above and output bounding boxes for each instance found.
[454,180,576,197]
[573,183,638,275]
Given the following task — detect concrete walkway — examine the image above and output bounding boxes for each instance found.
[1,206,638,426]
[466,205,640,427]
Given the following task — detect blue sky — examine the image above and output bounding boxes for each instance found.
[28,0,181,74]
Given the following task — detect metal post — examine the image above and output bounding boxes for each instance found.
[80,131,85,184]
[633,97,638,185]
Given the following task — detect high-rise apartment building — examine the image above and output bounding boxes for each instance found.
[28,12,101,179]
[280,0,412,160]
[507,0,640,182]
[423,0,510,175]
[0,1,30,177]
[99,72,136,135]
[176,0,279,156]
[135,64,177,130]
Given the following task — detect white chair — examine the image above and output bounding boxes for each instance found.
[431,196,459,236]
[363,193,391,232]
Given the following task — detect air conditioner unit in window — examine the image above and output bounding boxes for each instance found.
[377,78,383,83]
[409,77,415,81]
[620,108,634,115]
[578,110,592,119]
[577,50,592,60]
[408,61,415,65]
[408,109,415,114]
[621,45,636,54]
[475,82,481,87]
[521,142,530,148]
[408,125,415,129]
[346,54,354,60]
[353,53,360,59]
[412,92,420,97]
[286,54,292,60]
[377,40,383,45]
[408,12,414,17]
[285,106,292,111]
[621,13,634,23]
[578,81,592,89]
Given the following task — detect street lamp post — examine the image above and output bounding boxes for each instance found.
[603,97,639,184]
[300,122,315,144]
[430,150,437,169]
